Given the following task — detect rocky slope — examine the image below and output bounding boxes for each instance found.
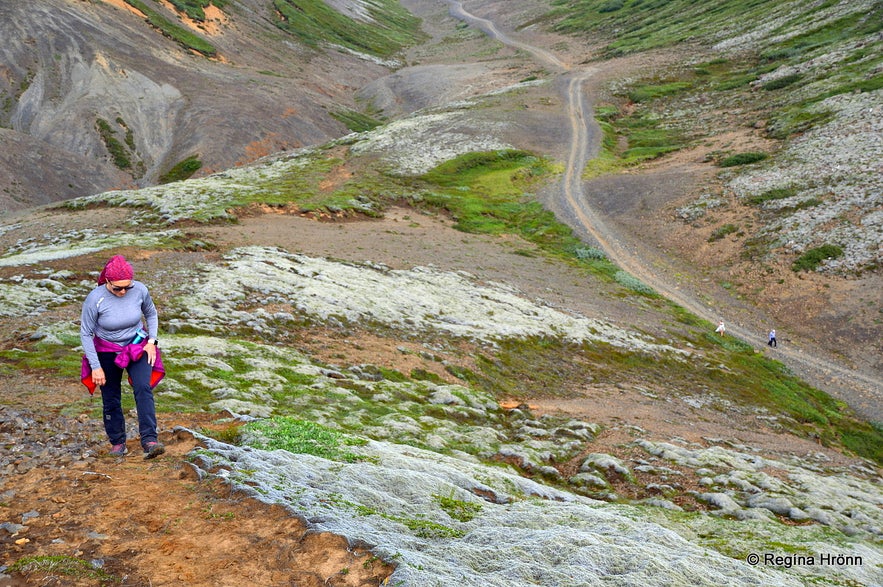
[0,0,388,212]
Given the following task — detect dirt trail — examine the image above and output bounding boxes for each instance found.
[447,1,883,421]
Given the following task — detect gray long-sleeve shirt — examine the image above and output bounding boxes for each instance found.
[80,281,158,369]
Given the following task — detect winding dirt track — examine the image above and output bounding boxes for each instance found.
[445,1,882,421]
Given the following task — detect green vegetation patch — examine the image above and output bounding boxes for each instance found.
[414,150,625,281]
[434,492,483,522]
[0,331,85,377]
[330,109,384,132]
[272,0,425,58]
[96,118,133,171]
[762,4,883,68]
[166,0,227,21]
[461,328,883,465]
[550,0,785,56]
[9,555,118,584]
[551,0,882,142]
[745,187,798,206]
[761,73,803,91]
[767,107,836,140]
[402,517,464,538]
[159,155,203,184]
[123,0,217,56]
[243,416,368,462]
[628,81,692,103]
[791,244,844,272]
[422,152,568,238]
[613,271,656,296]
[698,336,883,462]
[585,100,687,176]
[719,152,768,167]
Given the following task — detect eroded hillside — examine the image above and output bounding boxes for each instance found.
[0,0,413,211]
[1,1,881,586]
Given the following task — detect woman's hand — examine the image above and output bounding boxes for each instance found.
[92,367,106,388]
[144,342,157,366]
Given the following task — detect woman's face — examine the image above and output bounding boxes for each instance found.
[106,280,135,297]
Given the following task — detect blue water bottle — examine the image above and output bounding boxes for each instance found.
[131,328,147,344]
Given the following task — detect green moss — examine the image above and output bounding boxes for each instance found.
[791,244,844,272]
[445,364,479,383]
[410,368,445,383]
[330,109,383,132]
[96,118,132,170]
[9,556,118,583]
[585,99,687,175]
[839,424,883,464]
[166,0,218,21]
[719,152,768,167]
[628,81,692,102]
[821,73,883,98]
[272,0,425,58]
[745,187,798,206]
[200,423,242,445]
[418,151,596,262]
[243,417,367,462]
[277,367,317,386]
[0,346,81,375]
[123,0,217,56]
[159,156,202,184]
[767,108,836,139]
[761,73,803,91]
[402,517,464,538]
[714,72,757,91]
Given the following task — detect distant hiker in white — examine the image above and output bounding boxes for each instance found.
[715,320,726,336]
[768,329,777,348]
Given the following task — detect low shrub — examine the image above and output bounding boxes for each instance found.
[614,271,656,296]
[598,0,624,13]
[574,246,607,261]
[330,110,382,132]
[792,244,844,272]
[719,152,768,167]
[762,73,803,90]
[746,187,797,205]
[627,81,691,103]
[96,118,131,170]
[159,155,202,184]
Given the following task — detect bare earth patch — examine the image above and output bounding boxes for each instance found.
[1,411,392,587]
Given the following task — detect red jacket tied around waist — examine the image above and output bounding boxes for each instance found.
[81,338,165,395]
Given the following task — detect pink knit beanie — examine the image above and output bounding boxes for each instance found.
[97,255,134,285]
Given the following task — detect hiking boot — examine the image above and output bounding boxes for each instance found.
[143,441,165,460]
[109,443,128,457]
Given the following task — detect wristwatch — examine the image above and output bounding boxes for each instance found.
[147,338,158,346]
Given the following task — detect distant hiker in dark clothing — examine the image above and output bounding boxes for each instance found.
[80,255,165,460]
[768,329,777,348]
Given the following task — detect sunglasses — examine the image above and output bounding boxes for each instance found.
[109,282,135,292]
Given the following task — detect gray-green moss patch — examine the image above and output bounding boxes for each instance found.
[169,246,681,354]
[0,229,181,267]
